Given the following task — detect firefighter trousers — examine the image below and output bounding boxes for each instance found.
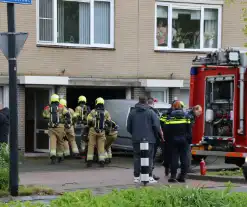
[87,128,106,162]
[48,125,65,158]
[65,126,79,154]
[105,131,118,159]
[64,140,70,156]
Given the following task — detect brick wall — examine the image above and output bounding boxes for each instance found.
[17,85,25,151]
[56,86,67,100]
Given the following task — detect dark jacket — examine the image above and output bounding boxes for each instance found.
[167,109,192,144]
[127,103,160,144]
[0,107,9,143]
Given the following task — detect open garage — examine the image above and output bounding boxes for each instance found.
[67,87,127,109]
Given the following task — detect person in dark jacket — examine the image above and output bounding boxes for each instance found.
[127,96,161,184]
[0,106,9,144]
[147,97,164,181]
[165,101,191,183]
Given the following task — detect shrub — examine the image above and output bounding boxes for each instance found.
[2,186,247,207]
[0,143,9,191]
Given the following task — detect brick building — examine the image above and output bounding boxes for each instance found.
[0,0,245,153]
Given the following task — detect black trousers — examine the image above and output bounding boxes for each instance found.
[170,140,189,178]
[163,141,172,169]
[133,143,155,177]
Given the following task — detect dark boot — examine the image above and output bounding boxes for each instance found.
[108,158,112,164]
[177,177,186,183]
[50,156,56,164]
[105,158,110,164]
[168,175,177,183]
[57,157,63,163]
[153,174,160,181]
[165,167,170,176]
[87,160,93,168]
[99,161,105,168]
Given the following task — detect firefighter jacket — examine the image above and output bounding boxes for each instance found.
[162,110,192,144]
[43,103,70,127]
[74,104,90,124]
[87,107,111,132]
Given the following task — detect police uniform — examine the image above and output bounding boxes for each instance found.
[163,109,191,182]
[87,97,111,167]
[59,99,79,157]
[160,108,173,176]
[43,94,71,164]
[105,120,118,163]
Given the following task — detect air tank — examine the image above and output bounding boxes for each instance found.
[205,109,214,122]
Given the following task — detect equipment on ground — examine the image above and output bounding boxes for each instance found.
[189,48,247,179]
[200,159,206,176]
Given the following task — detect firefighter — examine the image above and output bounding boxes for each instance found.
[74,95,90,154]
[86,97,111,167]
[74,95,90,124]
[105,120,118,164]
[59,99,79,157]
[43,94,71,164]
[164,100,191,183]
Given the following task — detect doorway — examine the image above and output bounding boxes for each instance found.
[25,87,53,153]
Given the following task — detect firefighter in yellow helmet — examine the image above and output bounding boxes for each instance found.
[43,94,71,164]
[59,99,79,157]
[74,95,90,154]
[74,96,90,124]
[87,97,111,167]
[105,120,118,164]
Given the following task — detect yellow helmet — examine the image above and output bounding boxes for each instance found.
[50,94,59,103]
[78,96,87,103]
[95,97,104,105]
[59,99,67,107]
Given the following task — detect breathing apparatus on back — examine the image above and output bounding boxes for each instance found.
[48,94,60,128]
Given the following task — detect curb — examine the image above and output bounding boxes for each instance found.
[187,173,246,184]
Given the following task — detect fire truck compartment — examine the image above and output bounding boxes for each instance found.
[204,76,234,138]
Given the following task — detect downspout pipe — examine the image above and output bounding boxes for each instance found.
[239,66,246,134]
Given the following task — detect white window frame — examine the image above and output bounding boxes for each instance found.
[154,2,222,52]
[36,0,115,49]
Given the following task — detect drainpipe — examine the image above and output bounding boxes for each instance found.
[239,67,246,134]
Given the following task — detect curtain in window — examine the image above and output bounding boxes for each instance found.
[79,3,90,44]
[94,1,110,44]
[204,9,218,48]
[57,0,64,43]
[39,0,53,41]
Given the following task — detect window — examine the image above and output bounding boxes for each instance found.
[155,3,222,51]
[37,0,114,48]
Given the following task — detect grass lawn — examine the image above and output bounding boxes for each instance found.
[207,169,243,177]
[0,185,56,197]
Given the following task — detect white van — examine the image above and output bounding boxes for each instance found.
[104,99,171,151]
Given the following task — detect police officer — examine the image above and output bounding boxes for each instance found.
[43,94,71,164]
[87,97,111,167]
[105,120,118,164]
[59,99,79,157]
[164,100,191,183]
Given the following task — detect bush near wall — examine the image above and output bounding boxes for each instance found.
[0,143,9,191]
[2,186,247,207]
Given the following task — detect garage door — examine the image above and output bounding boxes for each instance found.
[179,89,189,108]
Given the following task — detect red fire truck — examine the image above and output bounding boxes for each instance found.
[189,48,247,177]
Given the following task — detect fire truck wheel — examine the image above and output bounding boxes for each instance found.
[242,163,247,181]
[192,155,207,163]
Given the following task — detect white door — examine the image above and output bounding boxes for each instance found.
[34,88,51,152]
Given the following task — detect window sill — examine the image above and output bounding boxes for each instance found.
[154,47,218,54]
[36,42,115,51]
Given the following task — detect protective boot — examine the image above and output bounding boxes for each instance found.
[57,157,63,163]
[87,160,93,168]
[105,158,110,164]
[50,156,56,164]
[168,175,177,183]
[99,161,105,168]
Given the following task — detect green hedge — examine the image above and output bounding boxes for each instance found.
[2,186,247,207]
[0,143,9,191]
